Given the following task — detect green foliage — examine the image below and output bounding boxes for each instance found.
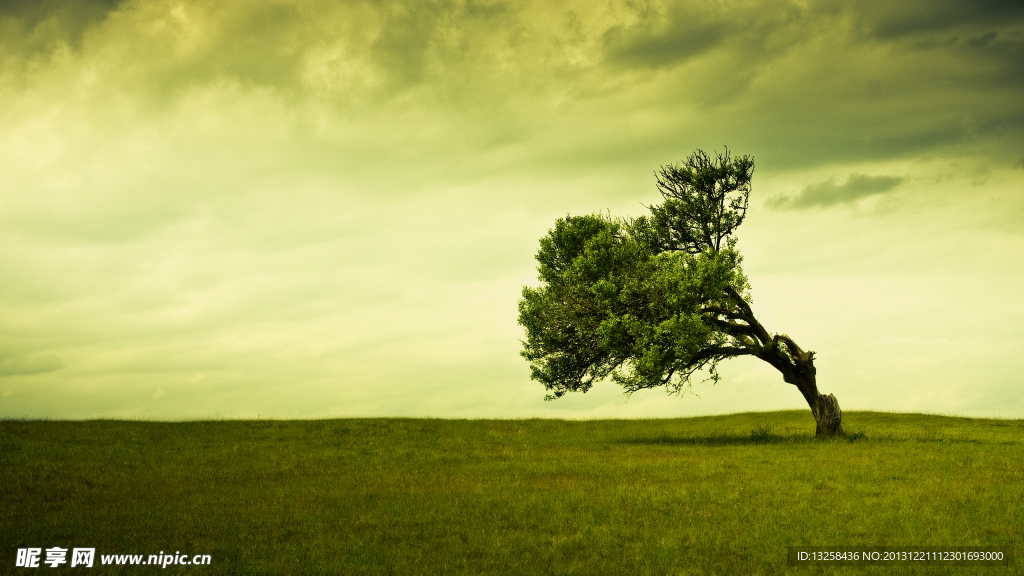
[635,148,754,255]
[519,149,755,400]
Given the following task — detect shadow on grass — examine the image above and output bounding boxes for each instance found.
[621,430,1023,447]
[622,421,870,446]
[622,433,826,446]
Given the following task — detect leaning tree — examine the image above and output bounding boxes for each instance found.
[517,149,844,436]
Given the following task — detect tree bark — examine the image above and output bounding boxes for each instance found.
[782,351,844,437]
[813,393,844,437]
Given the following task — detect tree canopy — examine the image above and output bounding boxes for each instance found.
[518,149,844,435]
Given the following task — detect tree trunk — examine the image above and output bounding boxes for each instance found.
[787,355,844,437]
[812,393,844,437]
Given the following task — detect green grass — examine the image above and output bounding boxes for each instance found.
[2,411,1021,575]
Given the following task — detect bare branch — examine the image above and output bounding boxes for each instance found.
[689,345,756,364]
[776,334,806,360]
[722,286,772,345]
[704,317,760,339]
[659,368,676,386]
[702,306,747,321]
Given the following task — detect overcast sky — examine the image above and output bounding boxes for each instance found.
[1,0,1022,420]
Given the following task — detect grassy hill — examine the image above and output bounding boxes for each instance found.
[2,411,1021,574]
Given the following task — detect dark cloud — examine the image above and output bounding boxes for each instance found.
[137,3,307,100]
[0,0,125,55]
[2,0,1022,174]
[368,0,518,95]
[766,174,904,210]
[0,0,123,26]
[371,2,450,88]
[602,2,732,68]
[0,354,63,377]
[604,22,727,68]
[859,0,1024,40]
[588,0,1024,171]
[967,31,998,48]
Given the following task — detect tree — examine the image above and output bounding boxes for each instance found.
[517,149,844,436]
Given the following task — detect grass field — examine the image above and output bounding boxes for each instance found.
[2,411,1021,575]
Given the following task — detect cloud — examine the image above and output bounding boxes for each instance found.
[0,354,64,377]
[862,0,1024,40]
[2,0,1021,172]
[603,9,728,70]
[766,174,904,210]
[0,0,1021,419]
[967,31,998,48]
[0,0,126,56]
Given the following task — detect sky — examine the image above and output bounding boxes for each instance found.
[1,0,1022,420]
